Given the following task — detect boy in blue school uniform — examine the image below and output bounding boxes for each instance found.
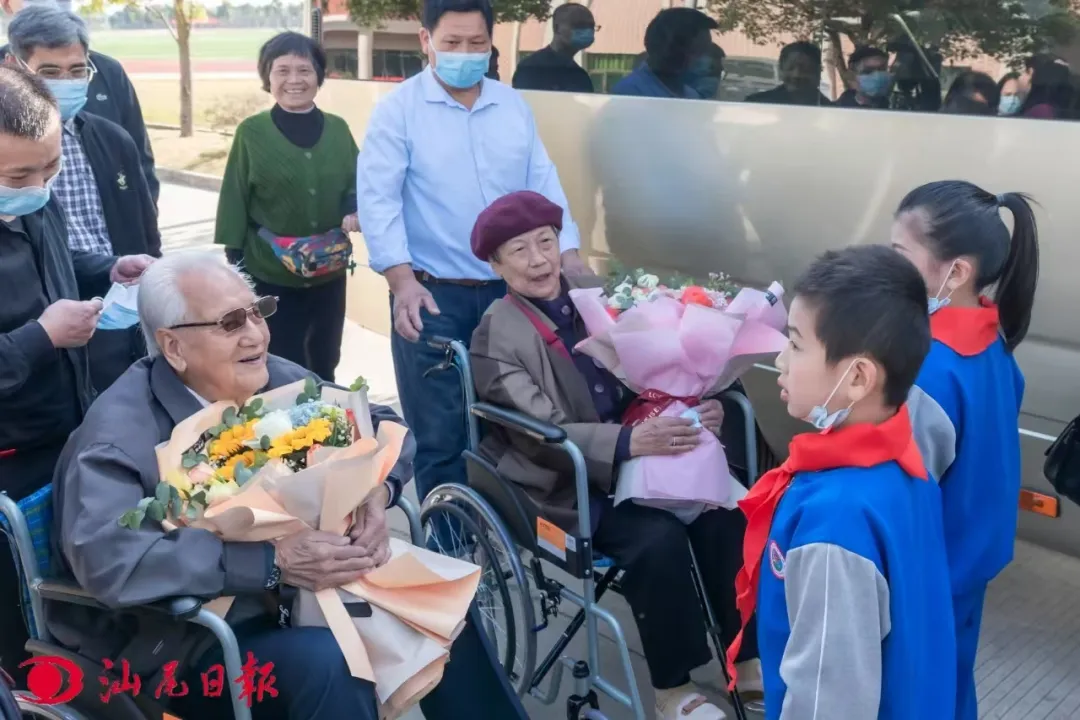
[725,245,956,719]
[892,181,1039,720]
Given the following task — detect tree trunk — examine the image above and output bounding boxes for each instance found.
[176,0,194,138]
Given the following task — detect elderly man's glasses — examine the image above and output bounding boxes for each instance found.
[169,296,278,333]
[18,56,98,82]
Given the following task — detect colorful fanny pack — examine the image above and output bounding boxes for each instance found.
[256,226,355,279]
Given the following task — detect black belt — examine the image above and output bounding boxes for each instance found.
[414,270,498,288]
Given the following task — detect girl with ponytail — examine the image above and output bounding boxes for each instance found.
[890,180,1039,720]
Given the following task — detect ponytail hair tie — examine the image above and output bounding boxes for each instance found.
[996,193,1008,207]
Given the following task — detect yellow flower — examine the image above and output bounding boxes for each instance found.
[267,418,333,459]
[164,470,192,496]
[217,450,258,482]
[208,420,258,460]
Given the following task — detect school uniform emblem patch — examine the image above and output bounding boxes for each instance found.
[769,541,786,579]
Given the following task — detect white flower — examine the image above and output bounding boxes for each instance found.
[636,273,660,290]
[607,293,633,310]
[246,410,294,448]
[205,481,240,507]
[614,282,633,296]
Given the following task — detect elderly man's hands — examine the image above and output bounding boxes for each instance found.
[348,485,392,569]
[274,529,380,591]
[110,254,155,285]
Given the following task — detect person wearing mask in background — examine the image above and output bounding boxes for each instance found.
[835,46,892,109]
[611,7,719,99]
[7,5,161,393]
[215,32,359,382]
[1021,56,1075,119]
[941,71,999,116]
[0,65,152,683]
[511,2,595,93]
[689,42,725,100]
[0,0,159,206]
[356,0,586,503]
[998,72,1023,115]
[486,45,500,80]
[745,41,830,106]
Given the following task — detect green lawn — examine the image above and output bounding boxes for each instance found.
[92,28,278,62]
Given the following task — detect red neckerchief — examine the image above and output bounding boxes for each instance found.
[724,405,927,689]
[930,297,1000,357]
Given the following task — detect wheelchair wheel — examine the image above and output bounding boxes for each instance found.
[421,484,537,698]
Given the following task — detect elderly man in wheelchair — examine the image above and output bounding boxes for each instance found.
[2,251,420,720]
[423,191,763,720]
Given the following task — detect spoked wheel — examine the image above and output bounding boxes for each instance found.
[421,484,537,697]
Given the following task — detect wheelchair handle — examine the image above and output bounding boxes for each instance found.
[471,403,567,444]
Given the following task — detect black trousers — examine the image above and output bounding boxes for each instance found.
[254,275,347,383]
[592,500,758,690]
[0,442,64,686]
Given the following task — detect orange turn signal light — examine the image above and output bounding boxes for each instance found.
[1019,488,1060,518]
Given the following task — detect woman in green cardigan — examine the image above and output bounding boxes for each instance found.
[215,31,359,381]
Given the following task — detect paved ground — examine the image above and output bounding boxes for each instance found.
[159,182,1080,719]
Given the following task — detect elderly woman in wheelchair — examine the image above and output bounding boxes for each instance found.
[463,192,762,720]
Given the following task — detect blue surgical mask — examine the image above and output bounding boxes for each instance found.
[999,95,1023,116]
[0,172,59,217]
[433,50,491,90]
[857,70,892,98]
[928,261,958,315]
[44,78,89,121]
[569,28,595,50]
[804,360,858,432]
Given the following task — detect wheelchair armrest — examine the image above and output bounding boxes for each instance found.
[426,335,455,351]
[37,579,203,621]
[471,403,567,444]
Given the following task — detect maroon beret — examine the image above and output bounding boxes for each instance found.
[470,190,564,261]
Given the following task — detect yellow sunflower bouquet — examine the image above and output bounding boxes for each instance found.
[118,376,366,529]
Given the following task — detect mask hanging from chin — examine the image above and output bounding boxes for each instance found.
[803,359,859,432]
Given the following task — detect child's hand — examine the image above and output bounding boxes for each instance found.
[696,399,724,434]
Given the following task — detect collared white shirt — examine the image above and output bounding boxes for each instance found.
[54,118,113,255]
[356,67,580,281]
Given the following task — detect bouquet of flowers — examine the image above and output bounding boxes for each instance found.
[118,377,480,719]
[571,266,789,524]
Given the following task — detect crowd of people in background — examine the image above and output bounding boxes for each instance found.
[504,3,1080,122]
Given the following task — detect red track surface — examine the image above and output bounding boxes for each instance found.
[121,58,256,74]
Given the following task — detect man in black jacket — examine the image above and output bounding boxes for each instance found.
[0,0,158,205]
[7,4,162,392]
[0,63,153,682]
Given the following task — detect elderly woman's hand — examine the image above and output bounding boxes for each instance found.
[560,249,596,278]
[629,417,703,457]
[341,214,361,234]
[275,529,380,591]
[696,399,724,435]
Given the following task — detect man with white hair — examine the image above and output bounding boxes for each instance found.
[49,250,415,717]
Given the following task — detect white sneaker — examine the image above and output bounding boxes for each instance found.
[656,685,727,720]
[734,658,764,696]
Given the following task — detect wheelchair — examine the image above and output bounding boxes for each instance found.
[0,484,424,720]
[418,337,770,720]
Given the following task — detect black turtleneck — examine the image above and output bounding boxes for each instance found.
[270,104,325,149]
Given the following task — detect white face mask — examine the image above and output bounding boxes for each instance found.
[928,260,958,315]
[804,359,859,431]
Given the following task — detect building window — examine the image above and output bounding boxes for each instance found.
[326,49,358,79]
[373,50,425,81]
[585,54,639,93]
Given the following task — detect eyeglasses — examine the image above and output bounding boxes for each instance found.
[18,56,98,82]
[169,296,278,333]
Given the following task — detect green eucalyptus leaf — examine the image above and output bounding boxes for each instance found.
[260,435,271,451]
[235,464,254,486]
[185,505,200,521]
[223,407,238,425]
[196,453,209,465]
[147,501,165,523]
[118,510,142,529]
[137,496,154,511]
[181,453,199,469]
[209,424,227,437]
[170,495,183,519]
[155,483,171,505]
[190,490,207,507]
[304,376,317,398]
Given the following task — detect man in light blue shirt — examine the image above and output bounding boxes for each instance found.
[357,0,588,501]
